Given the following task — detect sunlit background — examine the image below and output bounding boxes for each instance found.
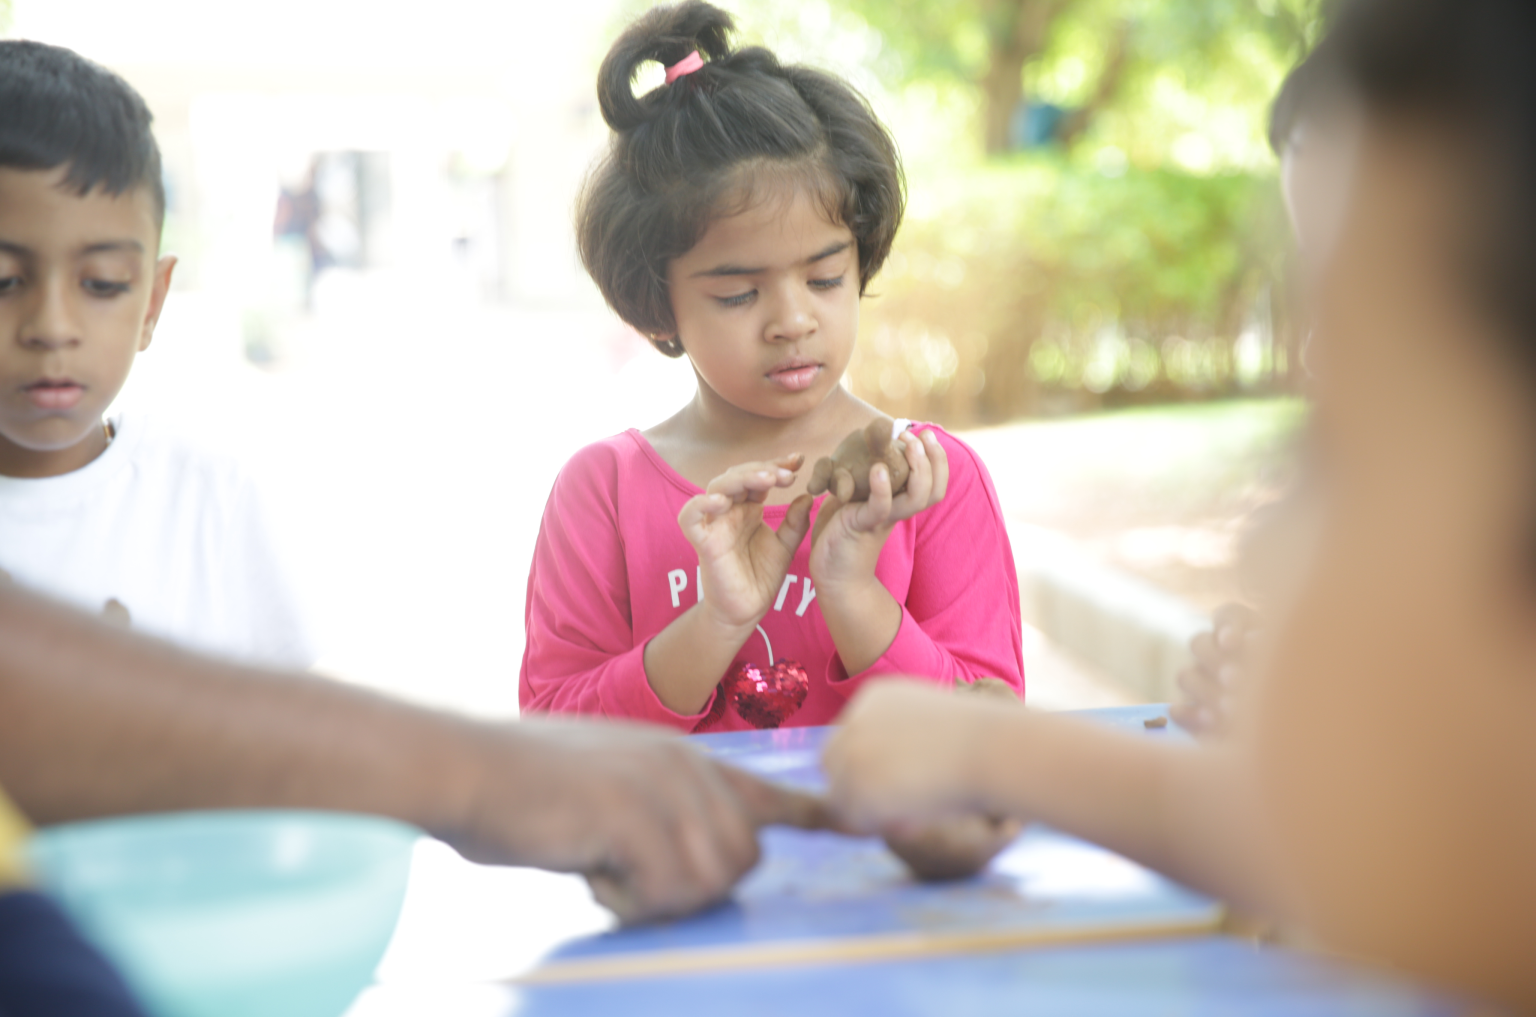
[2,0,1320,716]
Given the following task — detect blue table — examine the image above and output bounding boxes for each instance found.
[356,707,1464,1015]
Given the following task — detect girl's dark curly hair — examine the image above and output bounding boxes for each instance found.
[576,1,905,357]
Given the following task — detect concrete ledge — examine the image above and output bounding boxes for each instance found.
[1011,526,1209,702]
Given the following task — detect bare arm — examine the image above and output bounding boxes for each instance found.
[649,457,813,713]
[823,683,1291,920]
[0,585,827,922]
[812,430,949,675]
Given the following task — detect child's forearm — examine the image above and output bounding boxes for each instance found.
[971,708,1292,921]
[816,578,903,676]
[642,605,758,714]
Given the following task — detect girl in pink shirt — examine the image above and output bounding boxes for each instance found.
[520,0,1023,732]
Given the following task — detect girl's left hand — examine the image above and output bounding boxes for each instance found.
[809,428,949,592]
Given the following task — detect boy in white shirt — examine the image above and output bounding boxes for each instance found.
[0,40,314,669]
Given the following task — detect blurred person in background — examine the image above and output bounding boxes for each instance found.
[0,41,316,670]
[829,0,1536,1006]
[1172,42,1359,737]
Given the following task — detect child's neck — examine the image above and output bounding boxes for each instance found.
[690,383,864,451]
[0,425,112,479]
[648,384,883,499]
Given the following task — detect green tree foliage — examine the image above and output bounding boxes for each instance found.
[847,160,1295,425]
[832,0,1323,157]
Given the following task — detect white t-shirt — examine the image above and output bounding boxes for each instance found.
[0,412,317,669]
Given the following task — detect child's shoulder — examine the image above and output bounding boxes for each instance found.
[912,422,997,492]
[116,413,255,499]
[561,429,647,471]
[556,429,690,492]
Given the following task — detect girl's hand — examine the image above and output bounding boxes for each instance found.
[822,679,997,834]
[810,428,949,592]
[677,455,814,634]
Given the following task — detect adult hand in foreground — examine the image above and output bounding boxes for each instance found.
[449,719,834,922]
[0,585,831,927]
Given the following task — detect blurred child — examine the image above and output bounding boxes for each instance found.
[1172,47,1353,737]
[520,1,1023,731]
[827,0,1536,1005]
[0,41,314,668]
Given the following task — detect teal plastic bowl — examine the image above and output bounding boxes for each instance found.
[27,810,419,1017]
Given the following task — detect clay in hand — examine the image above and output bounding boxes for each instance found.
[882,676,1025,882]
[884,813,1025,882]
[808,418,911,504]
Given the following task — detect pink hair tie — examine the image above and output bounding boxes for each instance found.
[665,50,705,84]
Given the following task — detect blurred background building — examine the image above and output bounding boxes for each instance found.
[2,0,1320,715]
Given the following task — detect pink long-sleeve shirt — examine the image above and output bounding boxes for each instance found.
[519,425,1024,731]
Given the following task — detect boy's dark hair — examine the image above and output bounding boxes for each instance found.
[1325,0,1536,362]
[0,40,165,225]
[1268,41,1336,157]
[576,1,905,357]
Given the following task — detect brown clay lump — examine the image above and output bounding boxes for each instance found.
[808,417,912,504]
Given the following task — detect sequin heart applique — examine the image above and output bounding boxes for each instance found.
[725,658,809,729]
[694,624,811,731]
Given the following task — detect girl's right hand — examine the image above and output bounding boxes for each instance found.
[677,455,814,633]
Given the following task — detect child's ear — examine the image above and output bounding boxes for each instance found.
[139,254,178,352]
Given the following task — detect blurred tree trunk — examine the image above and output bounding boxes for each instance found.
[981,0,1072,155]
[980,0,1133,155]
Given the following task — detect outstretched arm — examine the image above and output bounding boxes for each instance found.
[823,682,1291,920]
[0,585,827,923]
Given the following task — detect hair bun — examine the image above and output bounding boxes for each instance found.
[597,1,735,133]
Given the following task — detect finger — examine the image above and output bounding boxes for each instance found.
[677,493,731,542]
[586,868,644,924]
[1211,602,1260,635]
[776,493,814,554]
[622,792,726,923]
[1189,630,1222,672]
[894,433,932,509]
[707,463,798,498]
[720,765,843,831]
[839,463,894,534]
[1176,664,1223,710]
[673,798,748,903]
[683,755,763,879]
[1215,615,1258,653]
[820,733,893,834]
[922,429,950,502]
[832,468,855,503]
[1169,700,1205,734]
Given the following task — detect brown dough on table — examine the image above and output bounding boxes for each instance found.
[885,814,1026,882]
[101,598,131,628]
[884,676,1025,881]
[1144,716,1168,729]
